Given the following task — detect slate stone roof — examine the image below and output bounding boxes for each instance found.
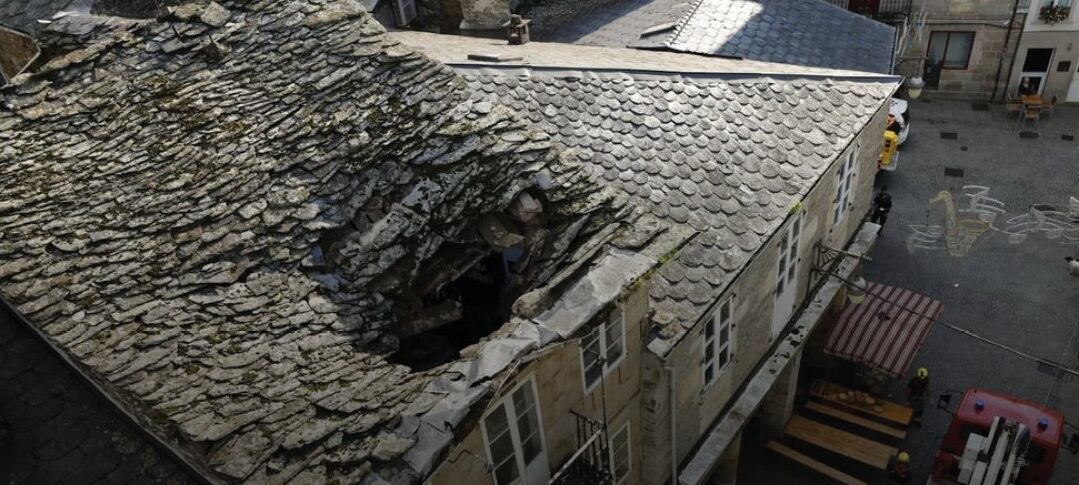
[519,0,896,74]
[0,0,85,35]
[667,0,896,73]
[0,0,178,35]
[393,32,898,351]
[519,0,693,48]
[0,1,655,483]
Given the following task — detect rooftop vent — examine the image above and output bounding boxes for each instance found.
[506,14,530,45]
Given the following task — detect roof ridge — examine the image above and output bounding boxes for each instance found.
[664,0,706,46]
[444,62,901,84]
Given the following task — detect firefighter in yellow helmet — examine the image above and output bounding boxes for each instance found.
[907,368,929,424]
[889,451,911,482]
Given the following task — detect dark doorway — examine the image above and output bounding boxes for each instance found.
[1020,48,1054,94]
[1023,48,1054,72]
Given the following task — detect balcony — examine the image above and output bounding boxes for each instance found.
[823,0,913,21]
[549,412,612,485]
[1039,5,1071,24]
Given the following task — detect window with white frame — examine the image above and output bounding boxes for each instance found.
[1048,0,1071,7]
[702,296,734,388]
[609,421,631,484]
[482,377,547,485]
[832,147,857,227]
[581,308,625,392]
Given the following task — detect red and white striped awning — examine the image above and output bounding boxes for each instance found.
[825,282,943,378]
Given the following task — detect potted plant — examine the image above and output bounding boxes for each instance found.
[1040,4,1071,24]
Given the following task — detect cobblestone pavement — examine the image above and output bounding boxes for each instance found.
[0,306,198,485]
[866,99,1079,485]
[740,99,1079,484]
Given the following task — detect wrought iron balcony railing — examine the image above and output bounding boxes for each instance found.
[549,412,612,485]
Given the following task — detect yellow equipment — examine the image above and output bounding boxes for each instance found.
[878,130,898,171]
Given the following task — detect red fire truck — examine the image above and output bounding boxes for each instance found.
[929,388,1068,485]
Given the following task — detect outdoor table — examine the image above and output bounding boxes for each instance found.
[809,380,913,427]
[1022,94,1043,107]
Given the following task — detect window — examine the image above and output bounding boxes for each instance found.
[581,308,625,392]
[775,213,803,299]
[702,296,734,388]
[832,147,857,227]
[609,422,631,484]
[928,32,975,70]
[482,377,548,485]
[1048,0,1072,7]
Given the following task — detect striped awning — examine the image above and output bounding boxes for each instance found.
[825,282,943,378]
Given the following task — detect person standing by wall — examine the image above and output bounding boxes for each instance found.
[872,187,893,227]
[907,367,930,425]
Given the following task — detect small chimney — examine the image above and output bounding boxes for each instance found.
[506,14,531,45]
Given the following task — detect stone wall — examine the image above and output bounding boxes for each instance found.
[917,0,1017,19]
[905,0,1024,99]
[638,101,890,484]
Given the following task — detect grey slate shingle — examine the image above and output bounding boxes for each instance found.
[0,1,651,483]
[394,32,896,347]
[668,0,896,73]
[463,72,893,341]
[0,0,83,35]
[520,0,896,74]
[519,0,693,48]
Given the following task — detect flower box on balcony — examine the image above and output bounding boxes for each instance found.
[1040,5,1071,24]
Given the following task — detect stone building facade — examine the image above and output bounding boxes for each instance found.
[396,31,898,485]
[899,0,1026,100]
[1008,0,1079,102]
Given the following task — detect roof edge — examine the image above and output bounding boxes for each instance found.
[442,62,903,84]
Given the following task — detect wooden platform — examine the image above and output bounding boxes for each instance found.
[784,415,898,470]
[766,440,867,485]
[804,401,907,440]
[809,380,913,427]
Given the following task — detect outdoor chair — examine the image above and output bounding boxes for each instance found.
[1006,99,1023,120]
[1023,106,1041,127]
[1042,95,1059,119]
[1001,98,1018,123]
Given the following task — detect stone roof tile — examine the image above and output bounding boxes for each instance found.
[392,38,896,347]
[522,0,895,74]
[0,2,655,483]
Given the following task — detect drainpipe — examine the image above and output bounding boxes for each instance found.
[664,361,678,485]
[991,0,1024,102]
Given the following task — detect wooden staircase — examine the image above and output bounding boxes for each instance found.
[766,380,912,484]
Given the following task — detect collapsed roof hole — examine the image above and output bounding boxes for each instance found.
[389,249,524,371]
[389,191,547,371]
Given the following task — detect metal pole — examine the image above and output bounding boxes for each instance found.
[991,0,1024,102]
